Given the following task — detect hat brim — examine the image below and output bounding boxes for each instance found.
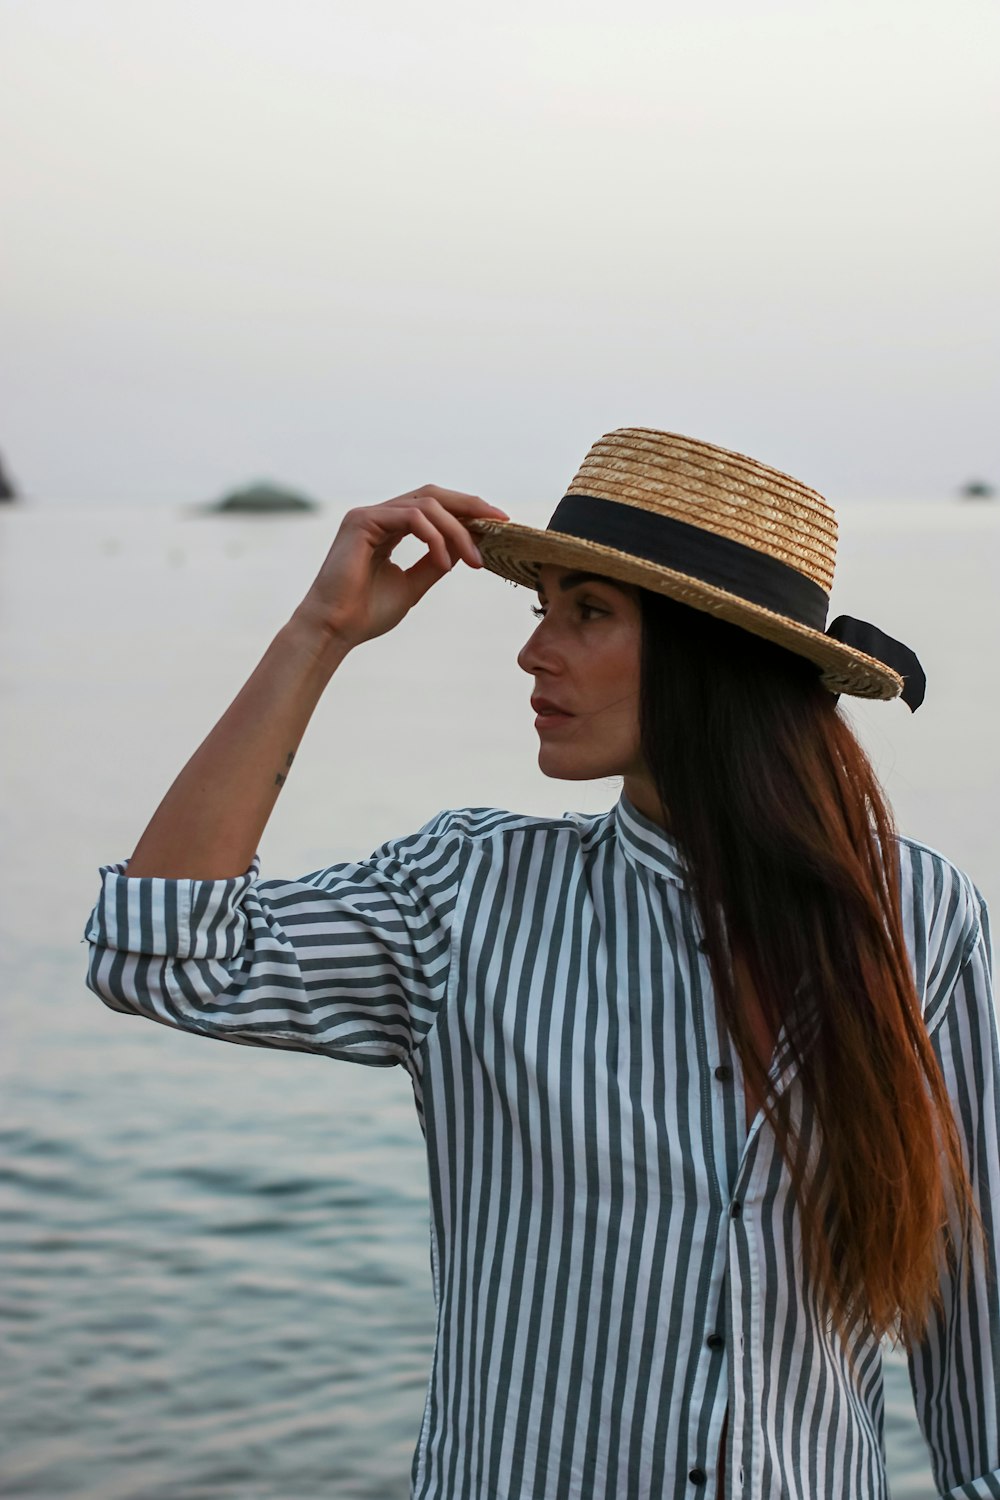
[468,518,904,703]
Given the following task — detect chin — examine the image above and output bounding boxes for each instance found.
[537,749,624,781]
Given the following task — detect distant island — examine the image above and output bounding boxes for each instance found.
[959,479,996,500]
[0,452,18,502]
[207,481,319,514]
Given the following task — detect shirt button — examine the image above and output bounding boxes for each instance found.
[706,1332,725,1350]
[730,1200,742,1218]
[714,1064,732,1082]
[688,1467,708,1485]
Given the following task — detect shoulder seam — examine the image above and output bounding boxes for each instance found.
[896,834,975,888]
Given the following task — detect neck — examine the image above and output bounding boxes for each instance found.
[622,771,670,831]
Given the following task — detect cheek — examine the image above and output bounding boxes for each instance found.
[587,634,642,730]
[601,631,642,699]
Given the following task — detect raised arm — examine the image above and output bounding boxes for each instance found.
[124,484,508,879]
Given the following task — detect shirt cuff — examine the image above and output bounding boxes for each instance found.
[942,1470,1000,1499]
[83,857,261,961]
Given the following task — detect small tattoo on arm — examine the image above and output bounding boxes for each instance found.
[285,752,295,768]
[273,752,295,789]
[274,772,286,787]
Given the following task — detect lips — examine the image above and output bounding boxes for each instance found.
[531,697,574,716]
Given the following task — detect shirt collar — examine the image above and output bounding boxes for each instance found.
[613,791,689,888]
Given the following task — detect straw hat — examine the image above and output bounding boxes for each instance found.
[468,427,925,709]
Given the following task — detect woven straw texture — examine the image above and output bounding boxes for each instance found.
[469,428,903,702]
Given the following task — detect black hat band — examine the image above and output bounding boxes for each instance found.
[548,494,830,629]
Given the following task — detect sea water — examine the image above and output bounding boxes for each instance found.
[3,498,998,1498]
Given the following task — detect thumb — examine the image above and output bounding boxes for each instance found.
[402,551,453,605]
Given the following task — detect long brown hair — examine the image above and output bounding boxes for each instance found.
[637,588,981,1343]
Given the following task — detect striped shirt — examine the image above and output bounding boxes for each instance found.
[84,793,1000,1499]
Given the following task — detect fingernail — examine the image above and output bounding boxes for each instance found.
[471,543,483,565]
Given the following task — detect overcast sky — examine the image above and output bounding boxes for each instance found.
[3,0,998,507]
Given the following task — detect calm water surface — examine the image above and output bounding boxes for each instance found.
[3,500,998,1498]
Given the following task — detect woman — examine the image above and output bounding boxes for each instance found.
[85,428,999,1499]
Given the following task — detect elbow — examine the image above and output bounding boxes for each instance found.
[85,944,144,1016]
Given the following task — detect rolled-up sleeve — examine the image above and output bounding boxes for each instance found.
[83,810,471,1067]
[908,889,1000,1498]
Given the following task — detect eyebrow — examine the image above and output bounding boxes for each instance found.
[536,571,631,596]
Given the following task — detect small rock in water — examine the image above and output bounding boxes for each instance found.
[207,482,319,514]
[959,479,995,500]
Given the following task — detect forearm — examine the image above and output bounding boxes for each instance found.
[117,483,505,880]
[125,613,351,880]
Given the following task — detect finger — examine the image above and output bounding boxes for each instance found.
[416,495,486,568]
[404,508,454,574]
[387,485,510,520]
[357,504,453,572]
[366,501,471,570]
[402,550,451,605]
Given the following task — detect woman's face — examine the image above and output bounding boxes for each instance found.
[517,564,660,814]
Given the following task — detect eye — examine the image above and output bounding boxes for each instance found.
[578,601,608,621]
[530,599,610,621]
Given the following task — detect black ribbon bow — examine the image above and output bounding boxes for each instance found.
[825,617,926,711]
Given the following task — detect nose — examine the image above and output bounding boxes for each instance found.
[517,615,561,677]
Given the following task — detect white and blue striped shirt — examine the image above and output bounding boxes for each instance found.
[84,793,1000,1499]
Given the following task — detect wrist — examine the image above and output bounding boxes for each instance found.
[281,607,355,677]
